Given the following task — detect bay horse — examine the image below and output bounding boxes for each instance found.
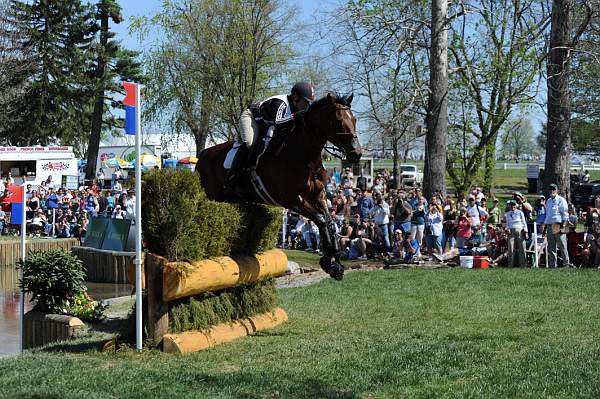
[197,93,362,280]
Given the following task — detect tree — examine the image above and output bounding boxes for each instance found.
[331,0,428,187]
[544,0,593,199]
[423,0,449,198]
[499,118,538,161]
[0,0,34,137]
[0,0,96,146]
[84,0,144,180]
[447,0,549,198]
[134,0,295,155]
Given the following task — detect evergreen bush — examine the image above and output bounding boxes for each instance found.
[142,169,206,261]
[169,278,278,333]
[18,249,86,313]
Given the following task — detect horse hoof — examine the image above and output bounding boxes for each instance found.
[319,256,332,273]
[329,262,344,281]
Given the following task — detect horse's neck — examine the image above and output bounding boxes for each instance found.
[284,124,326,166]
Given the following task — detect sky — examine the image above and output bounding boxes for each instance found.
[113,0,333,52]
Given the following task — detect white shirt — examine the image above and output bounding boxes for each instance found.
[504,209,528,232]
[467,205,488,226]
[544,194,568,225]
[370,202,390,225]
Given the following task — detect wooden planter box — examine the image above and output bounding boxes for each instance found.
[23,311,85,349]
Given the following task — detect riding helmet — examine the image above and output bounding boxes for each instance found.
[291,81,316,102]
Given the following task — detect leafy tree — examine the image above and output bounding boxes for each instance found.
[499,118,539,160]
[331,0,428,187]
[544,0,594,199]
[133,0,295,154]
[447,0,549,198]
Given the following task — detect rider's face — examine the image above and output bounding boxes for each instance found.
[294,95,310,111]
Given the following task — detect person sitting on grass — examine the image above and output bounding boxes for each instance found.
[385,230,419,266]
[581,224,600,268]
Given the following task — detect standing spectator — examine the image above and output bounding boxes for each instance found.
[504,200,528,267]
[6,172,14,185]
[534,196,546,234]
[356,190,374,220]
[410,196,427,253]
[425,204,443,256]
[544,183,572,268]
[97,192,108,217]
[466,197,487,243]
[567,204,578,232]
[125,190,136,222]
[369,195,391,252]
[106,191,116,216]
[456,208,472,249]
[392,192,412,236]
[356,172,368,192]
[112,168,122,188]
[442,198,457,251]
[97,168,105,189]
[45,175,55,189]
[514,192,533,222]
[487,198,501,226]
[84,191,99,217]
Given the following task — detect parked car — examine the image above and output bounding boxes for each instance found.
[400,164,423,187]
[572,183,600,210]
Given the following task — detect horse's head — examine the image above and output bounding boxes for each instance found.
[306,93,362,163]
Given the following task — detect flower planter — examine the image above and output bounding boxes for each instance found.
[23,311,85,349]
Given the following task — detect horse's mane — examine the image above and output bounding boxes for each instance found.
[308,92,353,113]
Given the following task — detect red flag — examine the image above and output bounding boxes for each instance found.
[7,184,23,204]
[123,82,138,107]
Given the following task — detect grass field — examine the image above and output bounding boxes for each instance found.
[2,267,600,398]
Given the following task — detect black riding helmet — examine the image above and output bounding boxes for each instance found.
[291,81,316,103]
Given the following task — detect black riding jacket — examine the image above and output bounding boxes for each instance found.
[251,94,299,129]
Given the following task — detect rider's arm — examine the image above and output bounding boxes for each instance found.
[261,98,300,128]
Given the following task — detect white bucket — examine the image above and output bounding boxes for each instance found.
[459,256,474,268]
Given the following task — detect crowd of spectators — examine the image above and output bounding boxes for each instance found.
[0,174,136,240]
[284,167,600,268]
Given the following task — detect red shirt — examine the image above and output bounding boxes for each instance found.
[456,217,472,239]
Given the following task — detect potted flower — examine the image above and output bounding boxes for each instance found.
[18,249,106,348]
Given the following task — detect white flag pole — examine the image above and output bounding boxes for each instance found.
[19,183,26,352]
[135,83,143,352]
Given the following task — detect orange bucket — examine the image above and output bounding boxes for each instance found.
[473,256,489,269]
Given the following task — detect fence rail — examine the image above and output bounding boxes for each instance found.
[0,238,80,267]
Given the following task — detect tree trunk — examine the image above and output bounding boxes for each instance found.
[544,0,572,200]
[391,136,400,189]
[85,3,109,182]
[423,0,448,198]
[483,133,498,195]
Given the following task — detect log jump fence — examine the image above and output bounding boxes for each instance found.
[129,248,289,353]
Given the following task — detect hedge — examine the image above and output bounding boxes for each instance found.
[142,169,282,262]
[169,278,278,333]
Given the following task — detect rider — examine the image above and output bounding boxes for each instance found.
[225,81,316,190]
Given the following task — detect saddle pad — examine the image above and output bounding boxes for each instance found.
[224,143,241,169]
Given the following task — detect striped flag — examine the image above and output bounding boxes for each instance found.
[8,185,24,225]
[123,82,139,135]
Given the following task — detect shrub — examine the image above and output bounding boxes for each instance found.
[169,278,278,333]
[142,169,206,261]
[143,169,284,261]
[18,249,86,313]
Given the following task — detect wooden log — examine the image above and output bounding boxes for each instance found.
[161,249,288,302]
[145,253,169,345]
[162,308,288,353]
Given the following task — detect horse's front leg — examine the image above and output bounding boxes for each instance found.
[296,198,344,280]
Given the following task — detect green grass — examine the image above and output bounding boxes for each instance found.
[2,268,600,398]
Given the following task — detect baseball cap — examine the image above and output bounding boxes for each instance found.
[549,183,558,191]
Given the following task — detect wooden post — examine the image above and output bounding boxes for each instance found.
[145,254,169,347]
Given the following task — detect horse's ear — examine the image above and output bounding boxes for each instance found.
[327,93,333,103]
[346,93,354,105]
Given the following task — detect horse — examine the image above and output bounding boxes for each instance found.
[197,93,362,280]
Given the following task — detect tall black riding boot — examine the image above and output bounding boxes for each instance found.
[224,144,250,192]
